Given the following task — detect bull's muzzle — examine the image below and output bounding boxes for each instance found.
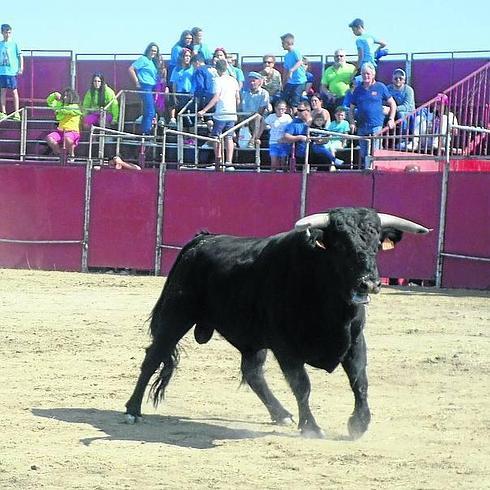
[352,276,381,304]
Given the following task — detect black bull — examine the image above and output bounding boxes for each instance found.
[125,207,430,438]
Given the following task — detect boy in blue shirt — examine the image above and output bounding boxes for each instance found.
[348,18,387,70]
[280,33,307,111]
[0,24,23,120]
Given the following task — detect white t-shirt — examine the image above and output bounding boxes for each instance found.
[265,113,293,145]
[214,74,239,122]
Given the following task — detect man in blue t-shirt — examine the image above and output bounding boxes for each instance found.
[349,63,396,169]
[280,33,307,111]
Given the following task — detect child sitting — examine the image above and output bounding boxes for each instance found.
[46,88,83,160]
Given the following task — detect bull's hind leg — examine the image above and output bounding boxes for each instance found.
[341,331,371,439]
[276,356,324,438]
[241,350,293,425]
[125,312,193,423]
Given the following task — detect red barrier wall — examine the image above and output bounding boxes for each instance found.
[88,168,158,270]
[372,172,441,279]
[442,172,490,288]
[0,165,85,270]
[160,171,303,273]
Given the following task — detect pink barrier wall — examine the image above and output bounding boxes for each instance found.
[0,164,488,289]
[372,172,441,279]
[160,171,303,273]
[0,165,85,270]
[442,172,490,288]
[88,168,159,270]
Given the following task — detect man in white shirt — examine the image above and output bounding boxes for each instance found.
[198,59,240,167]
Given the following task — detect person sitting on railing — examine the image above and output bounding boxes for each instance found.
[348,62,396,169]
[320,49,356,115]
[81,72,119,130]
[348,18,388,71]
[169,47,194,132]
[0,24,23,121]
[257,99,292,172]
[259,55,283,103]
[169,30,194,76]
[46,88,83,160]
[384,68,415,134]
[197,59,240,169]
[128,42,160,135]
[240,71,270,147]
[282,100,343,171]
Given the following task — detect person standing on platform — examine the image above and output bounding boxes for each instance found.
[0,24,23,120]
[280,33,307,112]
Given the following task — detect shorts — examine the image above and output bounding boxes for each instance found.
[83,112,113,127]
[47,129,80,146]
[0,75,18,89]
[269,143,291,158]
[283,83,305,108]
[211,119,235,139]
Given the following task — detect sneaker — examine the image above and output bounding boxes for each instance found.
[158,117,166,127]
[329,164,337,172]
[224,163,235,171]
[169,117,177,126]
[0,112,6,120]
[334,158,344,167]
[201,141,213,149]
[184,138,196,145]
[134,115,143,124]
[12,113,21,122]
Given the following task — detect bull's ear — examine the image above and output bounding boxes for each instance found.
[307,228,328,250]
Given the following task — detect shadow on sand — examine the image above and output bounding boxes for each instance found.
[31,407,290,449]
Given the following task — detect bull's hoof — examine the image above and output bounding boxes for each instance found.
[275,416,294,426]
[125,413,142,424]
[300,426,325,439]
[347,415,368,440]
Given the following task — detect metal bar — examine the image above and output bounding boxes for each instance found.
[154,133,167,275]
[0,238,82,244]
[441,252,490,262]
[81,158,94,272]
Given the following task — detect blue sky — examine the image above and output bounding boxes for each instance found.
[4,1,489,58]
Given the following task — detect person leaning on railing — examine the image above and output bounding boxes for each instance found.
[81,72,119,130]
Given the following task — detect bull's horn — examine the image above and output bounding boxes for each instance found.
[295,213,330,231]
[378,213,431,234]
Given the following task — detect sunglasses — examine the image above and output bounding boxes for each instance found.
[297,108,309,112]
[335,55,345,58]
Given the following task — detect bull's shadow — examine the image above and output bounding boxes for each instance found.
[31,408,285,449]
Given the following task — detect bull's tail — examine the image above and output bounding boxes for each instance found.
[149,346,180,407]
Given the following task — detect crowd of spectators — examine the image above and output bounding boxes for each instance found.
[1,19,449,169]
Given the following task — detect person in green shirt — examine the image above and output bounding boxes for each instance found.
[320,49,356,114]
[82,72,119,129]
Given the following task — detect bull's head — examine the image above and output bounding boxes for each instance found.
[295,208,431,304]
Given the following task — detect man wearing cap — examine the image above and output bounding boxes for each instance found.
[320,48,356,113]
[385,68,415,122]
[348,18,387,69]
[241,71,270,146]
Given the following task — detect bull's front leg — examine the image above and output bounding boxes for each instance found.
[277,357,324,438]
[341,331,371,439]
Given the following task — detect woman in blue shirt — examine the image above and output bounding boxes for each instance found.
[129,42,160,134]
[170,48,194,128]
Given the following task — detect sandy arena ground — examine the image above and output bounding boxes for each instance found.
[1,268,489,489]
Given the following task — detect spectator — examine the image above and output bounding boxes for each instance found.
[302,57,315,97]
[197,59,240,168]
[324,106,351,168]
[348,18,387,70]
[385,68,415,121]
[348,63,396,168]
[155,55,169,125]
[283,100,342,170]
[128,42,160,134]
[169,30,193,76]
[241,71,270,147]
[259,54,283,101]
[191,53,215,111]
[320,49,356,113]
[192,27,213,63]
[170,48,194,128]
[227,53,245,90]
[0,24,23,121]
[280,33,307,111]
[81,72,119,129]
[258,99,292,172]
[45,88,83,160]
[310,93,331,127]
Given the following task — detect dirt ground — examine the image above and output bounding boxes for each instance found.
[1,269,489,489]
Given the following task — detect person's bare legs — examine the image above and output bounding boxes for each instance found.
[0,88,6,114]
[224,136,234,163]
[46,136,61,155]
[12,88,19,113]
[64,137,75,157]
